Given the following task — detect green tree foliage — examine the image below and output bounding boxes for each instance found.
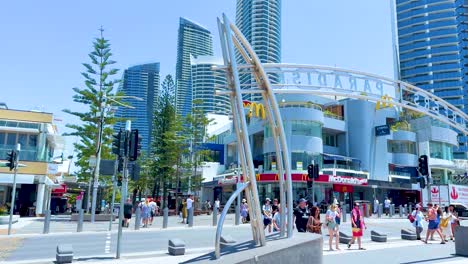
[182,99,214,193]
[63,29,121,182]
[150,74,186,208]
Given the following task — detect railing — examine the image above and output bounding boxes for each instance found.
[322,163,361,171]
[278,101,322,111]
[324,112,344,120]
[389,171,412,177]
[215,181,250,259]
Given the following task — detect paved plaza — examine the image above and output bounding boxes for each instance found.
[0,214,466,264]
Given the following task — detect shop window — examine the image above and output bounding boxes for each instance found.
[387,140,416,154]
[429,141,453,161]
[323,133,338,147]
[291,120,321,137]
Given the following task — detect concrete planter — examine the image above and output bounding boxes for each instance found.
[454,226,468,257]
[0,215,19,225]
[70,214,116,222]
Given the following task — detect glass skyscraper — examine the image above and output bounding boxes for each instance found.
[394,0,467,158]
[190,55,230,115]
[114,63,160,154]
[236,0,281,101]
[175,17,213,117]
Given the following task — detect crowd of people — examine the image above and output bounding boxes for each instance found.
[410,203,460,244]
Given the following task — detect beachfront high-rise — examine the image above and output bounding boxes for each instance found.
[393,0,468,158]
[175,17,213,117]
[114,63,160,154]
[191,55,230,115]
[236,0,281,101]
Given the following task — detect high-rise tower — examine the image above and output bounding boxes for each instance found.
[114,63,160,154]
[236,0,281,101]
[175,17,213,117]
[191,55,230,115]
[393,0,467,158]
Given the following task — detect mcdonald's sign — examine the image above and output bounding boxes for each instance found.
[375,94,393,110]
[243,100,266,119]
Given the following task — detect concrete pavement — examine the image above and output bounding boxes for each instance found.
[1,215,466,263]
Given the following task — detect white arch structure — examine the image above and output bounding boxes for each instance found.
[214,14,468,259]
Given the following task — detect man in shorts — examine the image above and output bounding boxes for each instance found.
[123,198,133,228]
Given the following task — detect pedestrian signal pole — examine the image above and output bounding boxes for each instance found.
[8,144,20,235]
[117,121,131,259]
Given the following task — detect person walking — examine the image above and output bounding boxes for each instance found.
[293,198,310,233]
[411,204,424,240]
[148,198,157,225]
[324,204,340,250]
[448,205,459,242]
[181,199,187,224]
[384,197,391,216]
[307,206,322,235]
[335,204,342,243]
[123,198,133,228]
[186,195,193,225]
[440,206,456,242]
[140,199,151,228]
[348,202,366,250]
[273,204,285,232]
[262,198,273,233]
[423,203,445,244]
[241,199,249,224]
[373,198,379,214]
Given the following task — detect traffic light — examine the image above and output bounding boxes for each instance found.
[129,129,142,161]
[117,175,123,187]
[418,155,429,176]
[6,150,17,171]
[419,177,426,189]
[117,157,123,173]
[307,164,314,179]
[313,164,319,179]
[112,129,125,157]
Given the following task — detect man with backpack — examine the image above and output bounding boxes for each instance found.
[410,204,424,240]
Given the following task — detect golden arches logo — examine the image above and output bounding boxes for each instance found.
[256,174,261,181]
[302,174,307,182]
[244,101,266,119]
[376,94,393,110]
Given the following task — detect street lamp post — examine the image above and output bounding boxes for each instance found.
[90,95,143,223]
[7,144,20,235]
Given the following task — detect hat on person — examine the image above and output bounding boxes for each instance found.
[242,198,247,203]
[416,204,421,209]
[266,198,271,202]
[299,198,307,203]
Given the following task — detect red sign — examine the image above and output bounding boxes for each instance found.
[52,184,67,195]
[333,184,354,193]
[449,184,468,206]
[241,173,368,186]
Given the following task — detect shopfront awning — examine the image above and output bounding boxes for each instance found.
[322,153,361,163]
[0,173,34,184]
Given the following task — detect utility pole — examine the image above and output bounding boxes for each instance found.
[116,121,131,259]
[91,98,106,223]
[7,144,20,235]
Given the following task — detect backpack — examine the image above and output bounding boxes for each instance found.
[408,213,415,223]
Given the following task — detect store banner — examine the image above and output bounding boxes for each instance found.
[449,184,468,206]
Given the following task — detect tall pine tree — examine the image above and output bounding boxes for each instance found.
[63,28,121,182]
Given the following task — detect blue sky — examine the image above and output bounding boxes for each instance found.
[0,0,394,133]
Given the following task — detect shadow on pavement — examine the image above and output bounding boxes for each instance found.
[180,233,285,263]
[400,255,459,264]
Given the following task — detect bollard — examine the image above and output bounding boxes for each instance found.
[364,205,369,218]
[399,205,403,217]
[235,201,240,226]
[404,205,408,215]
[390,204,394,217]
[188,207,194,227]
[378,204,383,218]
[409,204,412,214]
[43,210,51,234]
[342,205,347,223]
[359,205,364,218]
[162,207,168,229]
[212,204,218,226]
[134,207,141,230]
[56,244,73,264]
[77,209,84,232]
